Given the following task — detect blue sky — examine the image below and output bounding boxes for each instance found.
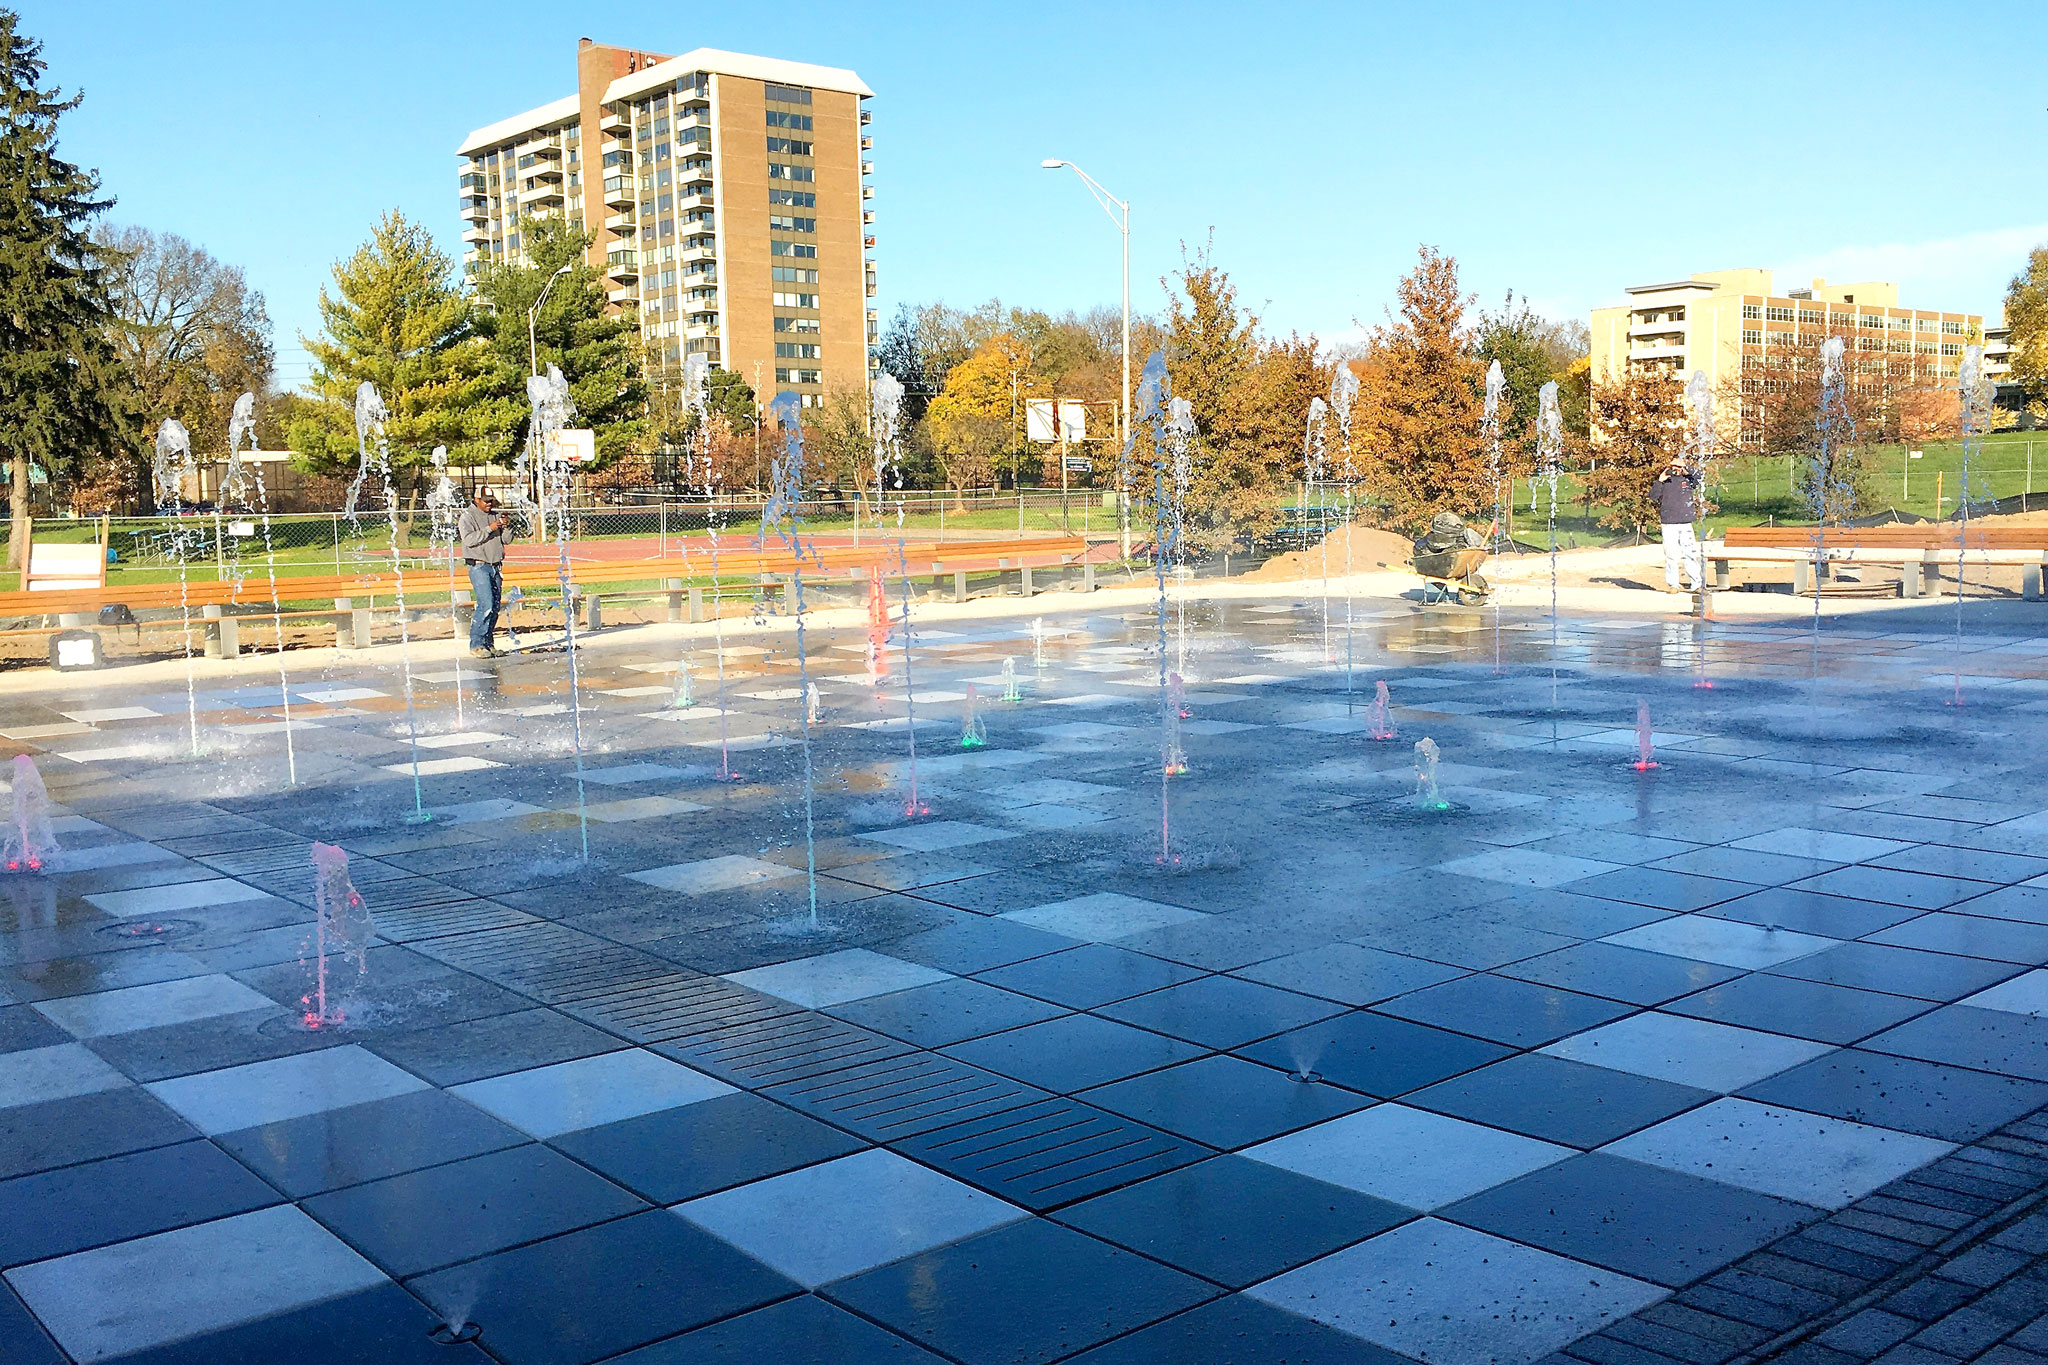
[23,0,2047,390]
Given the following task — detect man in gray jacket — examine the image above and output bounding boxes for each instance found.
[457,492,515,656]
[1651,458,1703,593]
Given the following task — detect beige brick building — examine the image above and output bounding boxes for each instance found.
[1592,269,1982,435]
[458,41,875,408]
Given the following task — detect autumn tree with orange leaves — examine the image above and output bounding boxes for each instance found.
[1354,247,1489,531]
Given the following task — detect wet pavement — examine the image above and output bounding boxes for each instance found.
[1,593,2046,1364]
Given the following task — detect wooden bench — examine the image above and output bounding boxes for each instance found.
[1707,527,2048,599]
[0,535,1096,657]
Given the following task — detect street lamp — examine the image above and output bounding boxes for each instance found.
[1041,159,1130,558]
[528,262,573,377]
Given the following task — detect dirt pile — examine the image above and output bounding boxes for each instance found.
[1240,524,1419,582]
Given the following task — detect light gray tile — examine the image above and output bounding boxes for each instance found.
[0,1043,129,1111]
[1001,892,1205,942]
[1959,969,2048,1016]
[84,880,275,918]
[1243,1104,1571,1210]
[146,1045,429,1134]
[1605,1098,1953,1209]
[675,1149,1024,1285]
[724,949,950,1009]
[858,820,1020,853]
[1542,1013,1831,1093]
[1604,916,1835,969]
[451,1049,731,1138]
[1247,1218,1665,1365]
[1438,848,1622,889]
[627,854,801,896]
[33,974,276,1039]
[1730,827,1914,864]
[4,1205,386,1362]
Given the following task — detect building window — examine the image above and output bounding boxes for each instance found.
[774,367,824,385]
[1742,329,1762,345]
[771,266,819,283]
[1860,314,1883,329]
[768,163,816,183]
[773,291,819,308]
[1797,309,1824,324]
[770,240,817,259]
[775,342,821,359]
[775,315,821,334]
[769,189,817,208]
[770,215,816,233]
[1942,342,1962,356]
[1741,304,1761,320]
[1887,316,1913,331]
[1943,320,1964,335]
[1765,306,1794,322]
[766,137,813,156]
[764,83,812,105]
[765,110,814,131]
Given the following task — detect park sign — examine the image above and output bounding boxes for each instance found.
[1025,399,1087,445]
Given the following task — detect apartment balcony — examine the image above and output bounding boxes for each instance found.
[527,164,564,183]
[863,209,875,225]
[859,108,872,125]
[604,211,636,235]
[864,235,876,249]
[685,317,720,339]
[677,83,710,106]
[606,253,638,281]
[608,285,637,305]
[458,173,488,192]
[677,189,714,211]
[603,180,635,210]
[600,110,629,136]
[461,226,493,245]
[1629,343,1686,361]
[860,136,873,151]
[524,142,562,161]
[861,185,874,200]
[860,160,875,176]
[678,161,713,186]
[679,241,715,264]
[1629,319,1686,339]
[523,186,566,208]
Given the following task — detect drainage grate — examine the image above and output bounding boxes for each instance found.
[764,1052,1049,1143]
[372,901,538,942]
[412,922,682,1003]
[895,1098,1208,1211]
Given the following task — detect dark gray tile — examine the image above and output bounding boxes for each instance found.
[1767,941,2022,1002]
[941,1013,1206,1093]
[1863,1005,2048,1083]
[610,1295,945,1363]
[1666,974,1936,1045]
[551,1091,865,1203]
[213,1088,527,1197]
[1062,1295,1408,1364]
[881,917,1077,975]
[1237,1012,1513,1098]
[826,1217,1216,1365]
[1441,1151,1819,1286]
[1500,941,1742,1006]
[103,1282,482,1365]
[1407,1052,1715,1148]
[0,1085,196,1180]
[1375,974,1634,1047]
[1740,1048,2048,1141]
[0,1279,62,1365]
[1232,943,1466,1006]
[1789,866,1997,911]
[304,1142,646,1276]
[1058,1156,1412,1288]
[0,1139,279,1268]
[1098,976,1345,1050]
[1706,887,1923,939]
[975,945,1206,1010]
[363,1008,626,1087]
[1079,1055,1370,1149]
[1947,884,2048,925]
[0,1005,67,1055]
[410,1211,799,1365]
[1868,913,2048,964]
[1568,867,1754,912]
[827,977,1067,1047]
[1867,846,2048,884]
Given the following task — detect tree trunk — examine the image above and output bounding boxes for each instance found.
[7,454,28,572]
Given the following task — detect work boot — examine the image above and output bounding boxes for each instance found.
[469,646,493,659]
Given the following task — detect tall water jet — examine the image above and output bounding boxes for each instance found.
[1684,371,1717,690]
[529,364,591,856]
[356,384,433,826]
[1162,671,1188,775]
[1331,364,1361,702]
[892,542,930,818]
[763,392,822,923]
[1413,737,1447,811]
[960,684,987,749]
[671,665,696,709]
[1484,360,1505,675]
[1304,397,1332,664]
[1632,697,1658,771]
[1032,617,1045,671]
[1537,381,1564,743]
[1139,352,1192,862]
[302,843,372,1030]
[3,756,56,872]
[869,373,905,544]
[424,446,466,728]
[1364,679,1397,741]
[1807,338,1856,692]
[152,419,203,757]
[1170,393,1196,680]
[1952,345,1994,707]
[229,393,299,782]
[806,681,822,726]
[1001,656,1021,703]
[680,354,737,780]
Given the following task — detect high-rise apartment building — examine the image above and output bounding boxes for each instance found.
[458,40,875,407]
[1591,269,1982,427]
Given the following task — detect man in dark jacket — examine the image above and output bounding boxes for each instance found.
[1651,458,1703,593]
[457,492,515,656]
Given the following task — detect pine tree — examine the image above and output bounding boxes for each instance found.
[290,210,513,492]
[0,10,123,564]
[1356,247,1488,532]
[472,216,645,460]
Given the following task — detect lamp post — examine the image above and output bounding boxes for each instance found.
[1041,159,1129,558]
[528,262,572,377]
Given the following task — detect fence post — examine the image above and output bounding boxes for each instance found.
[332,513,341,573]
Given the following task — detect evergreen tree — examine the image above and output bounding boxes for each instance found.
[290,210,512,493]
[0,9,123,562]
[472,217,645,461]
[1356,246,1488,531]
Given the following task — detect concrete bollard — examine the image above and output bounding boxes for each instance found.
[1084,561,1096,592]
[1711,559,1731,591]
[585,593,603,631]
[689,586,705,622]
[202,604,223,658]
[953,570,969,603]
[217,613,240,660]
[351,607,372,648]
[1793,560,1813,595]
[1019,566,1034,597]
[2025,564,2042,602]
[665,577,684,622]
[1902,561,1925,598]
